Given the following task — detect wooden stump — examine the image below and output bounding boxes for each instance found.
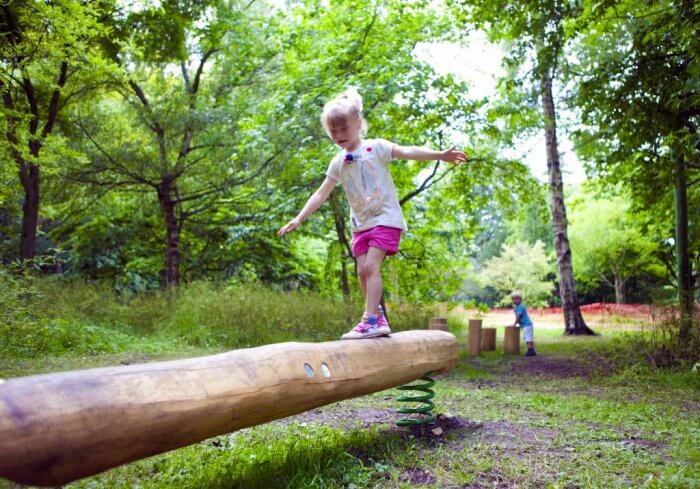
[428,317,448,331]
[481,327,496,351]
[504,326,520,354]
[468,319,482,356]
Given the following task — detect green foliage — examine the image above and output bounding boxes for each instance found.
[48,193,160,281]
[572,0,699,204]
[570,0,699,313]
[623,316,700,369]
[35,277,171,333]
[270,0,498,302]
[479,240,554,306]
[0,0,108,263]
[504,183,553,251]
[569,190,664,302]
[160,281,357,347]
[1,277,433,360]
[0,318,136,359]
[2,0,691,316]
[0,271,134,357]
[62,422,396,489]
[161,281,432,347]
[0,268,40,325]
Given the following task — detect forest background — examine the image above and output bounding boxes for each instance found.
[1,0,698,354]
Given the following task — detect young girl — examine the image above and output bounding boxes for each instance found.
[278,89,467,339]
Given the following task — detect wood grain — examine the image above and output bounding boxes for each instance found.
[504,326,520,354]
[0,330,458,486]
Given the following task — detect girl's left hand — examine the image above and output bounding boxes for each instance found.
[441,146,468,165]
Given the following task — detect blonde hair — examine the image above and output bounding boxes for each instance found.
[511,291,523,299]
[321,88,368,137]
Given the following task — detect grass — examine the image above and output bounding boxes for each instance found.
[63,424,399,489]
[0,278,432,377]
[1,280,698,488]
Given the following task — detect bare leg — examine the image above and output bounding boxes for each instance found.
[356,253,368,301]
[527,341,535,350]
[362,247,386,318]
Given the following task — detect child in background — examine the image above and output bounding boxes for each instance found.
[511,291,536,356]
[278,88,467,339]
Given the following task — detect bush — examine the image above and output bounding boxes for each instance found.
[0,318,134,358]
[2,276,437,357]
[0,268,42,325]
[604,309,700,371]
[162,281,362,348]
[34,277,170,334]
[161,281,432,348]
[0,271,137,357]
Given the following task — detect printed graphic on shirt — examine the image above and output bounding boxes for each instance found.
[345,151,383,220]
[326,139,407,232]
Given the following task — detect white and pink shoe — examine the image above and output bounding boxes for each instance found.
[341,315,388,339]
[376,305,391,336]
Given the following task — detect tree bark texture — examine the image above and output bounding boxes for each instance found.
[0,331,458,486]
[614,275,625,305]
[18,163,39,260]
[1,48,67,260]
[330,189,352,299]
[540,72,595,335]
[157,181,181,288]
[674,157,694,338]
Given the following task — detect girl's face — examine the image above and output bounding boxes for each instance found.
[327,114,362,151]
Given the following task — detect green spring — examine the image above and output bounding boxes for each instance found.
[395,372,436,426]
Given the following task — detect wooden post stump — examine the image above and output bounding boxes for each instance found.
[468,319,482,356]
[428,317,448,331]
[481,327,496,351]
[504,326,520,354]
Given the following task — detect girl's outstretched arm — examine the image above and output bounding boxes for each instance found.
[278,176,338,236]
[392,144,467,164]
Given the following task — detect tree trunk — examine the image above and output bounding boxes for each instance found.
[540,71,595,335]
[614,274,625,304]
[18,163,39,260]
[674,156,693,339]
[157,182,180,288]
[330,189,351,300]
[7,61,67,262]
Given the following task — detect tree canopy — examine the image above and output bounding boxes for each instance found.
[0,0,695,334]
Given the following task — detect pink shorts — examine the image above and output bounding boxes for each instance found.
[352,226,402,257]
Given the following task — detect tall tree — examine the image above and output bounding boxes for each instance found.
[70,0,290,287]
[572,0,698,336]
[0,1,100,260]
[453,0,595,333]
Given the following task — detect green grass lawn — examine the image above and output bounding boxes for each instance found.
[2,323,698,489]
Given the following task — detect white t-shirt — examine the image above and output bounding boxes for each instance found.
[326,138,407,232]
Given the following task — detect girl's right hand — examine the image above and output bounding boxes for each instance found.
[278,218,301,236]
[441,146,468,164]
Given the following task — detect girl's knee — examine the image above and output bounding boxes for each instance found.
[357,267,367,281]
[362,261,381,278]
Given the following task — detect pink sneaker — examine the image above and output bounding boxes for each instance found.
[376,305,391,335]
[341,315,387,339]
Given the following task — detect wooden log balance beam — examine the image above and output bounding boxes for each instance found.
[0,330,458,486]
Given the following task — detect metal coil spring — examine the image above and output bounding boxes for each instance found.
[395,372,436,426]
